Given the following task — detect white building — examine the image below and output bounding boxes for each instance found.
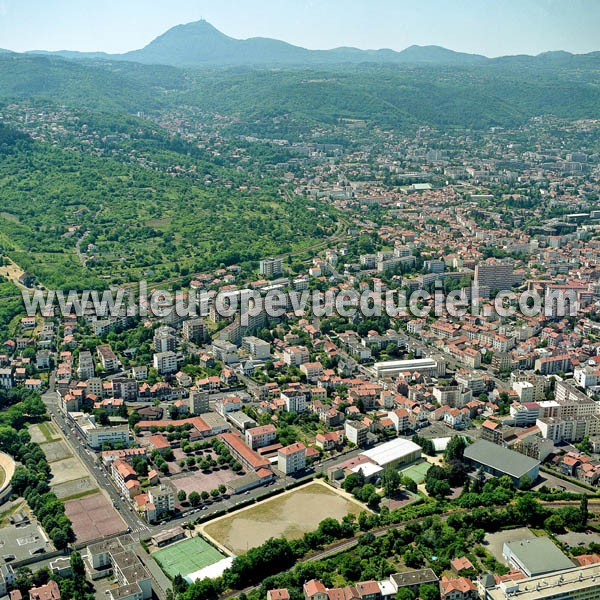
[245,424,277,449]
[282,389,307,413]
[153,351,178,375]
[278,442,306,474]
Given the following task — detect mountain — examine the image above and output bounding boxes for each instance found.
[23,19,489,68]
[23,20,599,69]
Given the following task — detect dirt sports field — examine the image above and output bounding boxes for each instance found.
[64,493,128,544]
[204,481,366,554]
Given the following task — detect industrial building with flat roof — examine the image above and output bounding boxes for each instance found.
[463,439,540,487]
[371,357,445,379]
[361,438,422,469]
[485,562,600,600]
[502,537,575,577]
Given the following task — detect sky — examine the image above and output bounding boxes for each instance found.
[0,0,598,57]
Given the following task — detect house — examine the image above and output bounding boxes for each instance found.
[316,431,344,451]
[267,590,290,600]
[451,557,475,575]
[29,580,61,600]
[439,576,478,600]
[304,580,328,600]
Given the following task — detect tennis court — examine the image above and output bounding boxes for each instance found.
[401,460,431,483]
[153,536,226,579]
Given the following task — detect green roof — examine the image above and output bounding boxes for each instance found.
[463,439,540,479]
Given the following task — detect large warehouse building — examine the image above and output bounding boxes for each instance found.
[503,537,575,577]
[463,439,540,487]
[360,438,422,469]
[371,357,446,379]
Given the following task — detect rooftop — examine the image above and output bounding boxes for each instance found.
[463,439,540,480]
[361,438,421,466]
[504,537,575,577]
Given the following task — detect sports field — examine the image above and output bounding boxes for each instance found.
[153,536,226,579]
[204,481,365,554]
[400,460,431,483]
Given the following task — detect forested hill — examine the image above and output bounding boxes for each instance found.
[1,53,599,132]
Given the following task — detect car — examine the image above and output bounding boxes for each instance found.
[244,491,250,495]
[202,506,208,510]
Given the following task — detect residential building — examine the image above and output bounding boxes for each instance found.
[77,350,95,380]
[153,351,178,375]
[345,421,369,447]
[242,336,271,359]
[245,424,277,450]
[182,318,207,342]
[97,345,118,372]
[147,484,176,521]
[188,390,209,415]
[260,257,283,278]
[278,442,306,474]
[282,388,307,413]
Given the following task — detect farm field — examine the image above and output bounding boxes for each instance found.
[203,481,366,554]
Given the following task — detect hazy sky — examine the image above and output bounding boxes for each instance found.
[0,0,598,57]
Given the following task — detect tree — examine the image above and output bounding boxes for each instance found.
[343,470,365,493]
[401,476,417,493]
[381,466,401,498]
[580,495,589,529]
[173,574,189,595]
[189,491,200,507]
[395,590,415,600]
[519,473,534,490]
[201,491,210,501]
[177,490,187,503]
[218,484,226,494]
[418,584,440,600]
[445,436,467,462]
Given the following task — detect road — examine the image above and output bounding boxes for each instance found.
[42,390,150,537]
[41,389,367,539]
[535,468,599,496]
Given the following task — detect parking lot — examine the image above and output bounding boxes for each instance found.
[556,530,600,548]
[484,527,535,564]
[0,519,53,562]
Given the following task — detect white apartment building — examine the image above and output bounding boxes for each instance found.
[260,257,283,277]
[153,351,178,375]
[245,424,277,449]
[148,484,176,519]
[282,389,307,413]
[278,442,306,474]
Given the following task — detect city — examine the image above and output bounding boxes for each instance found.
[0,3,599,600]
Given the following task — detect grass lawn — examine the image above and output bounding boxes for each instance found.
[153,536,225,579]
[0,464,4,488]
[39,421,60,442]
